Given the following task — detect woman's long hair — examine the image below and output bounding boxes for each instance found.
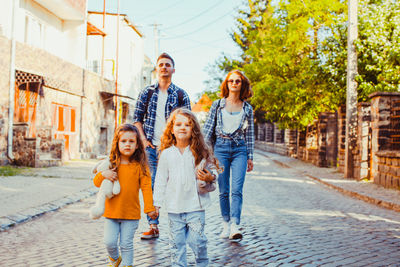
[109,123,149,175]
[160,108,213,166]
[220,69,253,100]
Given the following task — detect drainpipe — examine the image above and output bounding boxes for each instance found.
[7,0,18,162]
[79,0,89,155]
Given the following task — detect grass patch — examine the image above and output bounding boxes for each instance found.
[0,166,29,176]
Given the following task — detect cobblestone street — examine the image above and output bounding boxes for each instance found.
[1,151,400,266]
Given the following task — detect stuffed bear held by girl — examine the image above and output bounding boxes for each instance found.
[90,158,120,219]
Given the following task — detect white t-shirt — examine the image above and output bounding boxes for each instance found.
[221,107,244,134]
[153,146,211,213]
[152,90,168,146]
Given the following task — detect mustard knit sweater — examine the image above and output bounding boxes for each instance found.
[93,162,155,220]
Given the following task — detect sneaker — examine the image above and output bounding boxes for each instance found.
[141,225,159,239]
[108,256,121,267]
[229,223,242,240]
[220,221,230,238]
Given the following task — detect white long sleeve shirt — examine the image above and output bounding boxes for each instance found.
[153,146,212,213]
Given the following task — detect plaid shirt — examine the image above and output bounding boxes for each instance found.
[133,82,191,142]
[203,98,255,160]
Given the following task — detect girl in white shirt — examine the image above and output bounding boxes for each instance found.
[153,108,220,267]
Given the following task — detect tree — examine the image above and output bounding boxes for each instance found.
[243,0,345,128]
[355,0,400,100]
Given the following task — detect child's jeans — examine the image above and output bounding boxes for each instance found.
[104,218,139,266]
[146,146,159,225]
[168,211,209,267]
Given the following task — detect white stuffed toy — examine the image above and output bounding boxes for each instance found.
[195,158,218,194]
[90,158,120,219]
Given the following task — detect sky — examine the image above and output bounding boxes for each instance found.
[87,0,245,102]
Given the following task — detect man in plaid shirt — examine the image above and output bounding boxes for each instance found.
[133,53,191,239]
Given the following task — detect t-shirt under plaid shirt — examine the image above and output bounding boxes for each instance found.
[203,98,255,160]
[133,82,191,143]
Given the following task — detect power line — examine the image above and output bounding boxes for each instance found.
[136,0,183,21]
[163,0,226,31]
[162,8,235,40]
[169,37,232,54]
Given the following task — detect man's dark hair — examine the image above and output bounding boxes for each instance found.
[157,52,175,67]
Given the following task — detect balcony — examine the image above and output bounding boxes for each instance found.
[33,0,86,20]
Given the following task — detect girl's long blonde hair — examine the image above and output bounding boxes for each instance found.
[109,123,149,175]
[160,108,218,168]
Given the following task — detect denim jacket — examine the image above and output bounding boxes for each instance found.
[203,98,254,160]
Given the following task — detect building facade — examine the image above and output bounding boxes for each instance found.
[0,0,150,166]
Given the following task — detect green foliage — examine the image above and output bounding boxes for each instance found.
[0,166,27,176]
[242,0,345,129]
[355,0,400,100]
[205,0,400,129]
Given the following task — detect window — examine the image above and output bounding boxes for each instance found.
[24,14,45,48]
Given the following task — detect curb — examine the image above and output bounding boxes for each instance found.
[257,151,400,213]
[0,188,97,231]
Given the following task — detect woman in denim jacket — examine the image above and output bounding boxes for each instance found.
[203,70,254,240]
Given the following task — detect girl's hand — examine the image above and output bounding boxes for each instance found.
[247,159,253,172]
[142,138,155,149]
[196,169,215,183]
[101,169,118,182]
[147,210,157,220]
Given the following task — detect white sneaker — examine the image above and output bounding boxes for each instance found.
[229,223,242,240]
[220,221,230,238]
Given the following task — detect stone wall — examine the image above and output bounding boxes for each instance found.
[355,103,371,180]
[285,129,297,157]
[370,92,400,188]
[375,151,400,189]
[336,106,346,173]
[0,35,117,165]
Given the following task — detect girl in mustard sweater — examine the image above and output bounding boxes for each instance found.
[93,124,157,267]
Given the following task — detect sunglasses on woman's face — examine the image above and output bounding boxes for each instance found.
[228,79,242,85]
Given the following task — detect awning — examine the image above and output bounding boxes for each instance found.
[87,22,106,36]
[100,91,135,101]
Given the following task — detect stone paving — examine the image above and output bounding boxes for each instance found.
[1,151,400,266]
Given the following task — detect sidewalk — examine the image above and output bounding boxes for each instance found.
[256,150,400,212]
[1,150,400,231]
[0,159,98,231]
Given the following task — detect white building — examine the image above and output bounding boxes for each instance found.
[87,11,146,100]
[0,0,87,68]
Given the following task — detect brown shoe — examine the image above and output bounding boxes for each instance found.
[141,225,159,239]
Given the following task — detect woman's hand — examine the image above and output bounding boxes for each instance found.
[101,169,118,182]
[196,169,215,183]
[247,159,253,172]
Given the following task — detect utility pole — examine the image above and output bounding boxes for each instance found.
[150,23,161,58]
[345,0,358,178]
[115,0,120,129]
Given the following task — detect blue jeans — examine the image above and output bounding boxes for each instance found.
[168,211,208,267]
[104,218,139,266]
[146,146,159,225]
[214,137,248,225]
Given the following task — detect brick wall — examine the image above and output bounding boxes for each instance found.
[66,0,87,15]
[337,106,346,173]
[370,92,400,188]
[375,151,400,189]
[0,35,116,165]
[355,103,371,180]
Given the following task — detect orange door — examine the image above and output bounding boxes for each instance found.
[52,103,76,159]
[14,83,39,137]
